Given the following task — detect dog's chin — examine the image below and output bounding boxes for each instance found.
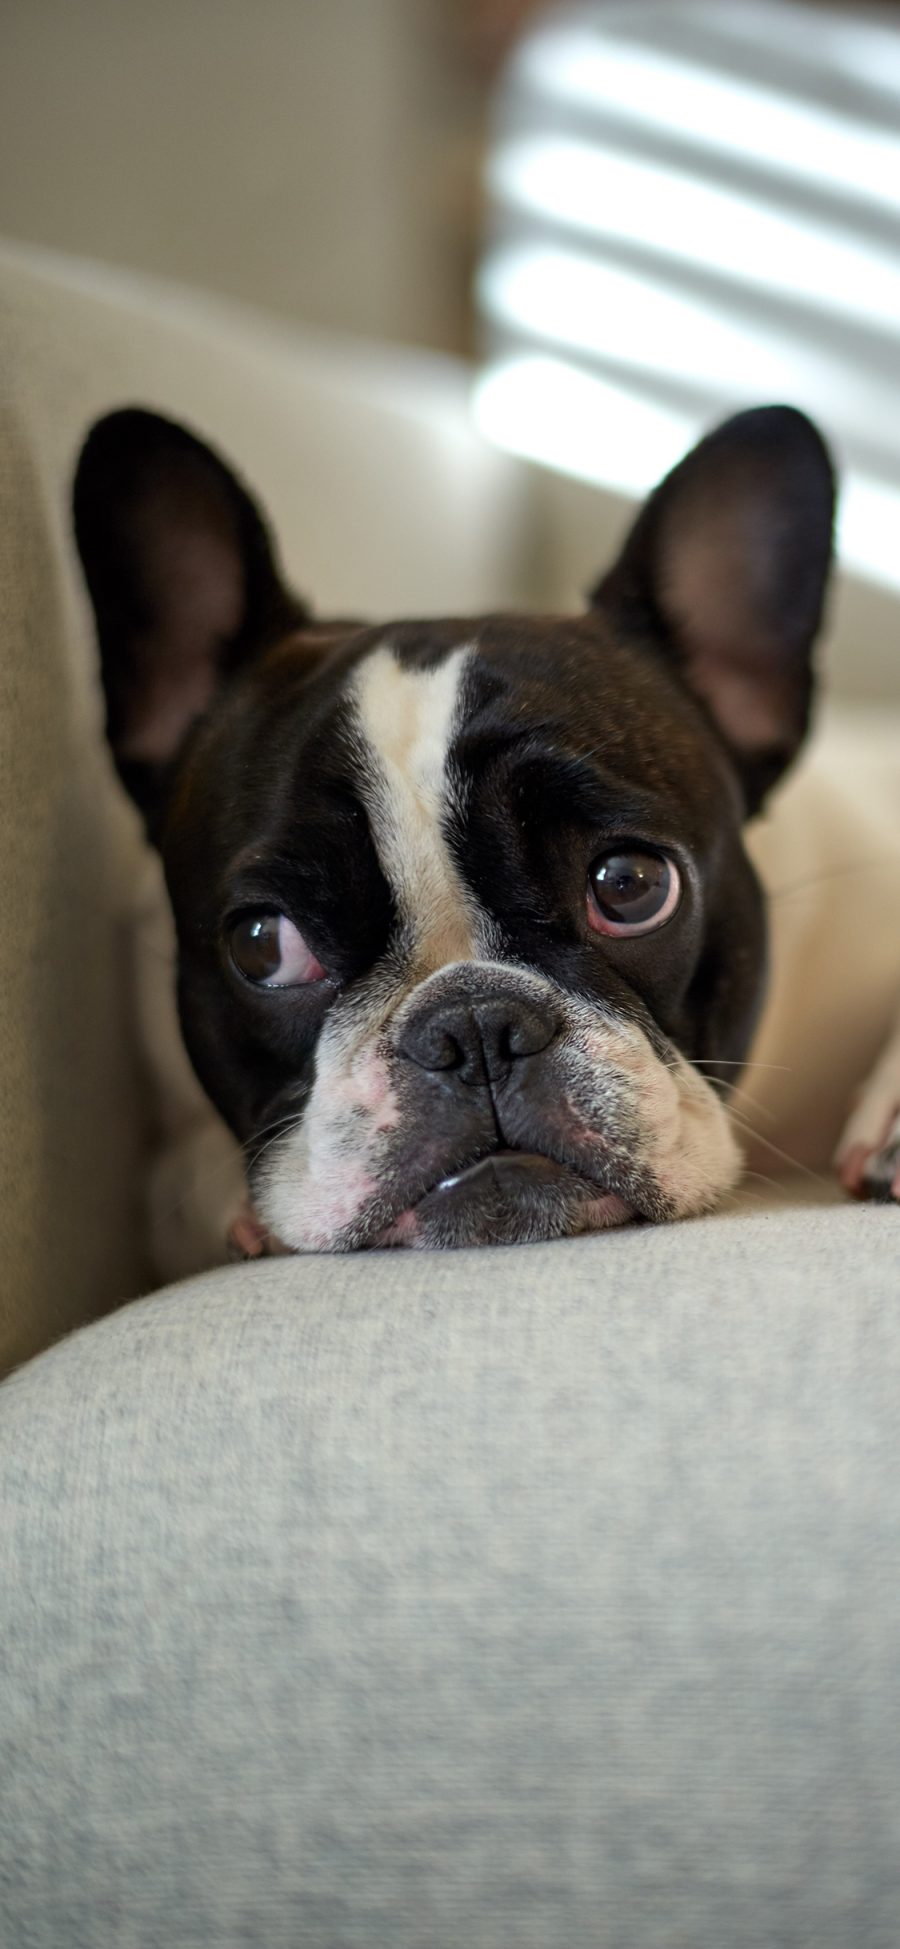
[375,1151,635,1250]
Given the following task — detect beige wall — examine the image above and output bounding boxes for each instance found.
[1,0,474,350]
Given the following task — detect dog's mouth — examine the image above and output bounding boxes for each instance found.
[373,1145,637,1250]
[247,1073,675,1254]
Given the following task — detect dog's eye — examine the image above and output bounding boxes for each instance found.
[228,912,326,986]
[587,850,681,936]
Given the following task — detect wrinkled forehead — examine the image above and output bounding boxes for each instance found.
[341,615,729,833]
[316,622,720,954]
[201,609,724,798]
[174,615,733,920]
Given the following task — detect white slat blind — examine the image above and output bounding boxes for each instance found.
[474,0,900,593]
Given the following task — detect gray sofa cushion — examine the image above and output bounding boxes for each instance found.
[2,1194,898,1948]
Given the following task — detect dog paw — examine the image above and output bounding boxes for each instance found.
[226,1206,289,1260]
[835,1103,900,1204]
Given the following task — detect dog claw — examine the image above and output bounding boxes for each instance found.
[835,1113,900,1205]
[226,1207,274,1260]
[836,1142,872,1198]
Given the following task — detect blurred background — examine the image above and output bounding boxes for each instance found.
[4,0,900,692]
[1,0,525,356]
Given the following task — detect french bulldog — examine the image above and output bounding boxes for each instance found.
[72,402,898,1274]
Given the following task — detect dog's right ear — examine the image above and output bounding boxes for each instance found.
[591,405,836,813]
[73,408,307,823]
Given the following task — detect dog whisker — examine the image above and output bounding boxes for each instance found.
[721,1082,780,1124]
[768,858,900,902]
[688,1058,794,1070]
[147,1110,304,1234]
[741,1168,801,1197]
[726,1107,833,1189]
[245,1115,305,1172]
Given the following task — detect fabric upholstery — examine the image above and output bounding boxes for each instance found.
[0,239,536,1374]
[2,1189,899,1948]
[3,235,900,1948]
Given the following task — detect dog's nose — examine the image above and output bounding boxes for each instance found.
[398,989,558,1087]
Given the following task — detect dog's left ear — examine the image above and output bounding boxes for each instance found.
[74,408,306,822]
[592,405,836,812]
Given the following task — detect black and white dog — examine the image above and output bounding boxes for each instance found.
[73,404,900,1270]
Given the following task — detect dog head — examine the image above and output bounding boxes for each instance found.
[74,404,834,1249]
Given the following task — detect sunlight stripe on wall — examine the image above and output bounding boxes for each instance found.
[472,353,900,596]
[478,1,900,596]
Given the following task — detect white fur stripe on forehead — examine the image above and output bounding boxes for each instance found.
[352,643,484,968]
